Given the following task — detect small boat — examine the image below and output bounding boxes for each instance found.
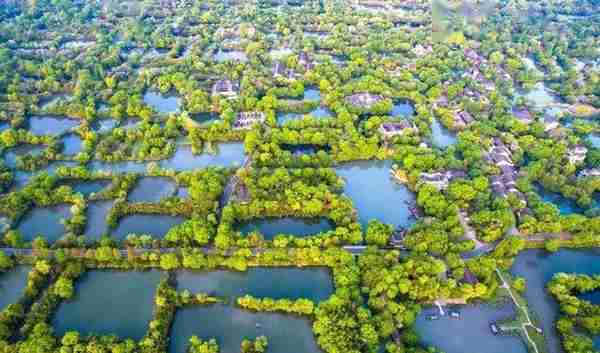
[255,323,261,328]
[489,323,499,335]
[449,311,460,319]
[426,315,439,321]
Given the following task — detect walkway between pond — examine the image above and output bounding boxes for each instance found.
[0,245,388,257]
[495,268,542,353]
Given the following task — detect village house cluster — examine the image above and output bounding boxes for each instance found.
[419,170,468,190]
[452,110,474,129]
[212,79,239,98]
[233,111,265,130]
[379,120,415,138]
[566,144,588,165]
[272,61,297,80]
[486,137,526,205]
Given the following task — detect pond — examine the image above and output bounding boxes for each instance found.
[28,116,79,135]
[170,267,332,353]
[175,267,333,302]
[237,217,333,239]
[39,94,71,109]
[522,57,542,73]
[127,177,178,203]
[53,270,161,340]
[17,204,71,242]
[120,119,140,130]
[4,144,45,168]
[11,161,78,190]
[269,48,293,59]
[310,106,333,119]
[192,113,219,125]
[280,144,329,156]
[93,119,118,133]
[391,102,414,118]
[511,249,600,353]
[61,134,83,155]
[64,179,110,197]
[431,119,457,149]
[88,160,149,174]
[170,305,321,353]
[214,50,248,63]
[520,83,560,111]
[0,266,31,310]
[160,143,245,170]
[277,112,304,124]
[85,201,114,241]
[143,91,181,114]
[303,88,321,101]
[176,187,189,198]
[415,304,527,353]
[588,133,600,149]
[112,214,185,240]
[335,161,416,229]
[0,121,10,132]
[536,186,583,215]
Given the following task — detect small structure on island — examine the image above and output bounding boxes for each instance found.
[212,79,239,98]
[233,111,265,130]
[567,144,588,165]
[345,92,385,109]
[379,120,415,138]
[486,137,527,206]
[419,170,468,190]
